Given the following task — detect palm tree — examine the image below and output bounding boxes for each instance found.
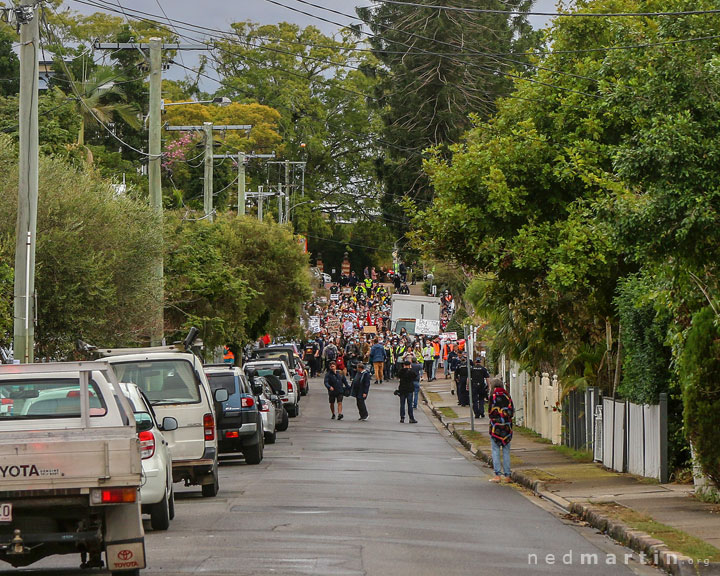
[66,65,141,149]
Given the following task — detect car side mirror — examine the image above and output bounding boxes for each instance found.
[161,417,178,432]
[214,388,229,403]
[251,383,262,396]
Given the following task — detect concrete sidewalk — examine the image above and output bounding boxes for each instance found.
[422,378,720,576]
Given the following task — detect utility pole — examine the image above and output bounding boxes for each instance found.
[465,324,475,432]
[213,152,275,216]
[94,40,206,345]
[277,188,283,224]
[257,186,264,221]
[147,38,163,344]
[203,122,213,221]
[284,159,290,224]
[166,124,252,221]
[13,0,40,363]
[267,160,306,226]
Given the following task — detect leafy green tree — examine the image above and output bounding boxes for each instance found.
[357,0,537,230]
[679,308,720,489]
[213,22,383,246]
[0,24,19,97]
[0,135,162,358]
[164,213,311,351]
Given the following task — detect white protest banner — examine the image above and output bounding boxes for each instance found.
[415,319,441,335]
[308,316,321,333]
[330,293,340,301]
[440,332,458,341]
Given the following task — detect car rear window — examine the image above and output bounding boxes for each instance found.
[112,360,201,405]
[0,379,108,419]
[254,350,293,368]
[206,373,237,396]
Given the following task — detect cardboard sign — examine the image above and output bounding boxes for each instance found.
[440,332,458,341]
[330,293,340,301]
[415,319,440,335]
[308,316,321,333]
[342,287,352,295]
[363,325,377,334]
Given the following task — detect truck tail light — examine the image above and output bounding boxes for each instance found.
[138,430,155,459]
[241,396,255,408]
[204,413,215,441]
[92,487,137,504]
[259,400,269,412]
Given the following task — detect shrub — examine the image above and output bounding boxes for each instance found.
[679,307,720,489]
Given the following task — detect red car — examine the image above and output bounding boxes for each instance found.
[294,355,309,396]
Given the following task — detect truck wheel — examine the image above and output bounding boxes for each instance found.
[244,430,264,465]
[201,464,219,497]
[277,409,289,431]
[150,484,171,530]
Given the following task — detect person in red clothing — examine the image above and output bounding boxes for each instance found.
[488,378,514,483]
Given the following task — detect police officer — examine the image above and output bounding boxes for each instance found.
[470,359,490,418]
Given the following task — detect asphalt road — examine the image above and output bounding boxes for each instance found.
[5,376,662,576]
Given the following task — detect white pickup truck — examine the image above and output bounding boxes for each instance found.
[0,361,145,575]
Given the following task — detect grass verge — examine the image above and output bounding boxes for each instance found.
[592,502,720,562]
[438,406,458,419]
[550,444,594,463]
[426,391,443,404]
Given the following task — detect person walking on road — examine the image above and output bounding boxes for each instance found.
[351,362,371,421]
[324,361,348,420]
[410,356,423,409]
[396,360,418,423]
[369,338,387,384]
[488,378,514,482]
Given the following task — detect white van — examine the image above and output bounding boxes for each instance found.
[102,345,226,498]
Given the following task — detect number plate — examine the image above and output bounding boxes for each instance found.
[0,503,11,522]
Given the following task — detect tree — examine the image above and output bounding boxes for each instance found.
[679,308,720,489]
[0,135,162,358]
[163,213,311,351]
[0,24,19,97]
[357,0,537,231]
[212,22,384,242]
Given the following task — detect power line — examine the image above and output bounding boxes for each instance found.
[371,0,720,18]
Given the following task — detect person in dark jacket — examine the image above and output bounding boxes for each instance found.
[369,338,387,384]
[488,378,514,482]
[454,354,469,406]
[396,360,418,423]
[351,362,371,421]
[324,361,348,420]
[470,359,490,418]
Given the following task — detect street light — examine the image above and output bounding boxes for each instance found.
[161,96,231,112]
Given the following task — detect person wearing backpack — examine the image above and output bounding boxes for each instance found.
[351,362,372,421]
[488,378,514,483]
[323,340,338,372]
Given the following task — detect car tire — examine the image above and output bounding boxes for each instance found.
[244,429,264,465]
[300,385,308,397]
[150,484,171,531]
[264,428,277,444]
[289,402,299,418]
[201,464,219,498]
[277,408,289,431]
[168,486,175,520]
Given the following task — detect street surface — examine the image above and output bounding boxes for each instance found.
[4,378,662,576]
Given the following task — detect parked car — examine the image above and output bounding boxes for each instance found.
[244,360,299,417]
[204,365,264,464]
[250,346,305,395]
[120,383,176,531]
[102,331,227,498]
[251,376,280,444]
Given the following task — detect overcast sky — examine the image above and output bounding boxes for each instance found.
[64,0,558,86]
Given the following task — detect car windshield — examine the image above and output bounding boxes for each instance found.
[249,365,286,380]
[113,360,201,405]
[254,350,293,368]
[0,378,107,419]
